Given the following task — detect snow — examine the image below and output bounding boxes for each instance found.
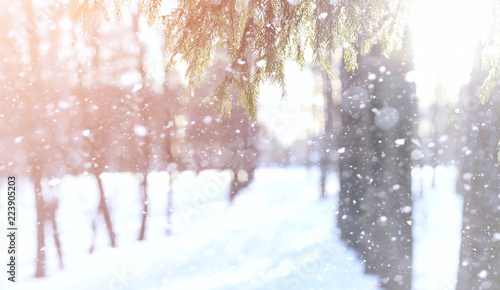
[0,166,463,290]
[413,166,463,290]
[318,12,329,20]
[133,125,148,137]
[255,59,266,68]
[132,83,143,92]
[404,71,416,83]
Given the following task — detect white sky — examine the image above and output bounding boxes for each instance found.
[258,63,322,146]
[411,0,487,107]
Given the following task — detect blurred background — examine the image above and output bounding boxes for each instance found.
[0,0,497,289]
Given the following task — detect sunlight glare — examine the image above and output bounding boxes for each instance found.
[411,0,487,107]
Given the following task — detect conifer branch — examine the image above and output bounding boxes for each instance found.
[72,0,415,119]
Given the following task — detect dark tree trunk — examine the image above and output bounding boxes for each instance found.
[229,170,239,203]
[338,37,416,289]
[338,53,374,252]
[367,48,415,289]
[456,46,500,290]
[457,90,500,290]
[229,168,255,203]
[96,174,116,247]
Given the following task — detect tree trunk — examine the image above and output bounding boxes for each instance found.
[338,37,416,289]
[457,91,500,290]
[367,48,415,289]
[456,45,500,290]
[23,0,47,277]
[165,117,176,235]
[229,168,255,203]
[320,71,335,198]
[33,166,46,278]
[133,12,151,241]
[166,172,174,235]
[138,173,148,241]
[338,52,374,253]
[48,198,63,269]
[96,174,116,247]
[229,170,239,203]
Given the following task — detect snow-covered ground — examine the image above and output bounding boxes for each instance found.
[413,166,463,290]
[0,166,462,290]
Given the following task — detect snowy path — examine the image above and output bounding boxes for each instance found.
[2,166,464,290]
[6,167,380,290]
